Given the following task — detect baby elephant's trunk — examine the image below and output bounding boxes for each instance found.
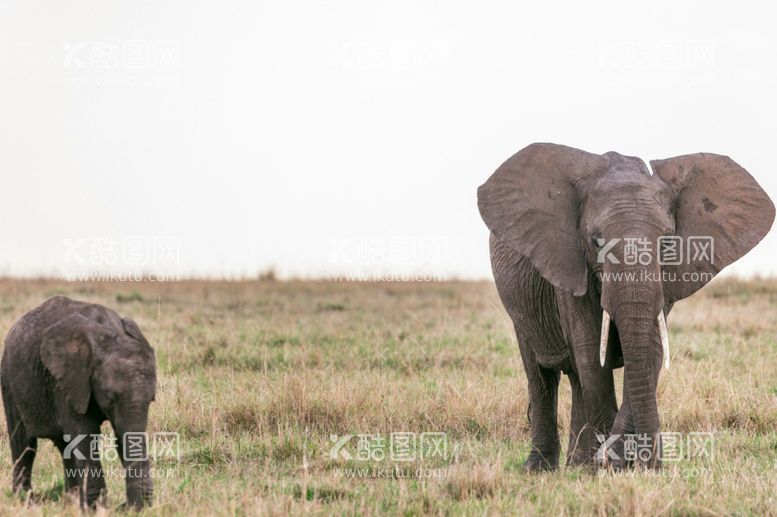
[124,463,153,510]
[116,409,154,509]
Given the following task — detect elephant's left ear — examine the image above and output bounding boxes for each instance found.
[652,153,775,303]
[121,317,156,401]
[122,317,150,346]
[41,313,116,414]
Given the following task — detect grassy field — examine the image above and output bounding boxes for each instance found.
[0,278,775,515]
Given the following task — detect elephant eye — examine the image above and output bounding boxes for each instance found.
[591,234,603,248]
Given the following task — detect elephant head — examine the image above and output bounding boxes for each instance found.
[478,143,774,462]
[41,313,157,509]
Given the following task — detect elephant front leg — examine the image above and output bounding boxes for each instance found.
[517,329,561,471]
[567,368,617,467]
[54,438,79,495]
[61,432,107,509]
[556,291,618,467]
[607,386,634,470]
[609,365,663,470]
[82,458,107,509]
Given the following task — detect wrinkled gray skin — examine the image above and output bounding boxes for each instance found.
[478,143,774,470]
[1,296,156,509]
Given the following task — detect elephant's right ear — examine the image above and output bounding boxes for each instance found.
[478,143,609,296]
[40,313,116,414]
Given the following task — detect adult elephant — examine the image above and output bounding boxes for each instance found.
[478,143,774,470]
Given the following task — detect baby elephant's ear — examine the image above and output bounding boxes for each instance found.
[40,313,116,414]
[122,317,150,346]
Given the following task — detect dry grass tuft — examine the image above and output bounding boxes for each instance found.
[441,462,504,500]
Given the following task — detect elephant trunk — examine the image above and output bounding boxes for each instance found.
[600,309,669,369]
[601,259,666,468]
[615,308,663,467]
[114,406,153,509]
[124,462,153,510]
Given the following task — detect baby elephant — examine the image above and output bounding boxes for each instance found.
[1,295,157,509]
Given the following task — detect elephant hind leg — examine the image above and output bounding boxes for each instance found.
[11,437,37,493]
[5,409,37,493]
[3,387,36,493]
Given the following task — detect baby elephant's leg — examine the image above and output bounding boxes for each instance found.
[10,434,37,493]
[53,437,79,494]
[59,431,107,509]
[4,392,37,493]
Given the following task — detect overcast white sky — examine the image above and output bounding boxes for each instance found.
[1,1,776,279]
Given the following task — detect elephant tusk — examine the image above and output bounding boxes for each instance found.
[658,310,670,370]
[599,310,610,367]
